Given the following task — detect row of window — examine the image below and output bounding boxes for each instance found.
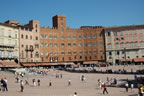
[107,42,144,49]
[40,42,103,47]
[0,51,15,57]
[114,35,143,41]
[40,34,102,39]
[0,39,18,46]
[21,34,38,40]
[21,44,39,49]
[40,50,103,56]
[106,29,143,36]
[0,31,18,39]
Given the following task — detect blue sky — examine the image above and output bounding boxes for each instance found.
[0,0,144,28]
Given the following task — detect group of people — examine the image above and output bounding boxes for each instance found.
[97,79,108,94]
[0,77,8,92]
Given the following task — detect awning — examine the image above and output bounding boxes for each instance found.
[83,61,98,64]
[120,59,132,62]
[134,58,144,62]
[23,64,38,67]
[41,62,74,66]
[41,63,58,66]
[0,61,21,68]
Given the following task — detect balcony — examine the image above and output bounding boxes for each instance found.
[0,44,15,48]
[0,56,17,60]
[25,48,34,52]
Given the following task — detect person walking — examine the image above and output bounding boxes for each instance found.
[3,77,8,91]
[49,80,52,87]
[103,83,108,94]
[131,83,134,92]
[37,79,40,86]
[73,92,77,96]
[20,80,24,92]
[25,80,29,85]
[68,79,71,86]
[125,82,129,92]
[32,79,36,86]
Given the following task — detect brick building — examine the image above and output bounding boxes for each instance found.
[40,15,106,65]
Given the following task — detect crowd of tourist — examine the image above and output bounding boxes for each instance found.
[0,68,144,96]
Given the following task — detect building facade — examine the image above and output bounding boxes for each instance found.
[18,20,41,63]
[104,25,144,65]
[0,22,19,62]
[40,15,106,64]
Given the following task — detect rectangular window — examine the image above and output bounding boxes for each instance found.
[61,43,64,47]
[41,52,44,56]
[45,43,48,47]
[35,44,39,48]
[8,31,11,37]
[73,43,76,47]
[120,31,123,36]
[1,38,4,45]
[8,39,11,45]
[108,44,112,49]
[88,35,91,39]
[73,51,77,55]
[54,43,57,47]
[49,52,53,56]
[100,50,103,54]
[68,43,71,47]
[68,52,72,56]
[67,36,71,40]
[41,43,44,47]
[140,36,143,39]
[79,51,83,55]
[41,35,44,38]
[54,35,57,39]
[93,34,96,38]
[125,31,129,35]
[79,43,82,47]
[120,43,124,48]
[15,34,17,39]
[54,52,58,56]
[78,35,82,39]
[99,42,103,46]
[99,34,102,38]
[45,35,48,38]
[88,42,92,46]
[61,52,65,55]
[61,29,64,32]
[106,32,110,36]
[114,32,118,36]
[115,43,119,49]
[94,50,97,54]
[89,51,92,54]
[126,43,129,48]
[140,29,143,34]
[49,35,52,39]
[49,43,52,47]
[73,36,76,39]
[94,42,97,46]
[45,52,48,55]
[84,35,87,39]
[61,36,64,39]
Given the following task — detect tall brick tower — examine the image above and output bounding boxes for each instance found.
[53,15,66,32]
